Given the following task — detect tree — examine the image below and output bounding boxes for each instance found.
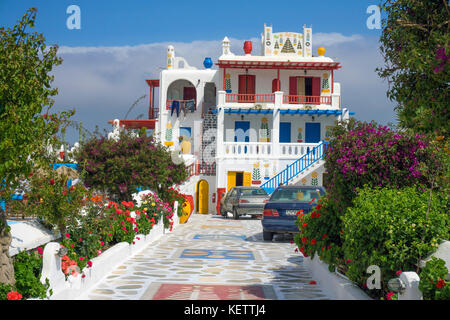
[76,130,188,202]
[0,8,71,286]
[377,0,449,137]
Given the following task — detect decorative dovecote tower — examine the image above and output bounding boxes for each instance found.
[222,37,233,56]
[261,23,313,57]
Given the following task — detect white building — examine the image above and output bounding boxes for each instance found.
[117,24,352,215]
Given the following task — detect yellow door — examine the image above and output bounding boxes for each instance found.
[227,171,236,191]
[243,172,252,186]
[198,180,209,214]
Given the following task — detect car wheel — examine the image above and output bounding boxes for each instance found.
[263,231,273,241]
[233,208,239,220]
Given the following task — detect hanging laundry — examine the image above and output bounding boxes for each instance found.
[185,99,196,113]
[171,100,180,117]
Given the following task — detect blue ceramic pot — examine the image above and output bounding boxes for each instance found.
[203,57,213,69]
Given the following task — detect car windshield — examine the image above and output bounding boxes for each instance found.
[270,187,323,203]
[239,189,267,196]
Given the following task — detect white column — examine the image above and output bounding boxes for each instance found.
[272,91,282,158]
[216,93,225,159]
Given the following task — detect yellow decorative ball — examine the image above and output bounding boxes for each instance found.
[317,47,326,56]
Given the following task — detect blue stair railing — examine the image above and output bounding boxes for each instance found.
[261,140,328,194]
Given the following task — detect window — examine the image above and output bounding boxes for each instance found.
[270,187,324,203]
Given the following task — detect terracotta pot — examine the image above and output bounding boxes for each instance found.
[244,41,252,55]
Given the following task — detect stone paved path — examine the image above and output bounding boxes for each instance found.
[77,213,330,300]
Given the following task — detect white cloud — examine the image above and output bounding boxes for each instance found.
[51,33,396,144]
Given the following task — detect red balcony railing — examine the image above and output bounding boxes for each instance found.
[225,94,275,103]
[283,95,332,105]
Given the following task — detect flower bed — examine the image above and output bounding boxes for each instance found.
[293,120,449,300]
[1,189,181,300]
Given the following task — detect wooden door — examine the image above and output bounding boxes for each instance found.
[243,172,252,186]
[227,172,236,191]
[238,75,255,102]
[197,180,209,214]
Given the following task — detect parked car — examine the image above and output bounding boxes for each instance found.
[261,185,325,241]
[220,187,269,219]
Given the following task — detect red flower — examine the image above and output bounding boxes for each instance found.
[65,233,70,238]
[345,259,353,265]
[321,234,328,239]
[310,239,317,245]
[302,223,308,229]
[79,256,84,261]
[7,291,22,300]
[301,237,308,244]
[386,292,395,300]
[436,279,447,289]
[87,261,92,268]
[49,179,55,185]
[396,270,402,276]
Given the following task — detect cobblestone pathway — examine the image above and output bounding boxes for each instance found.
[78,214,330,300]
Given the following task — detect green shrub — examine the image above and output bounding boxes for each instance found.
[419,257,450,300]
[0,250,51,300]
[295,120,448,274]
[76,131,188,202]
[341,186,449,298]
[23,167,90,235]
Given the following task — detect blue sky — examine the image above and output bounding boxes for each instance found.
[1,0,383,45]
[1,1,394,144]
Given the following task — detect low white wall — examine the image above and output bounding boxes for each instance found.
[41,208,182,300]
[303,255,372,300]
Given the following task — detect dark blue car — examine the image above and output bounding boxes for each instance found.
[261,185,325,241]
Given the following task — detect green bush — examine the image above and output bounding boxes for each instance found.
[0,250,51,300]
[23,167,90,235]
[76,131,188,202]
[419,257,450,300]
[295,120,448,273]
[341,186,449,298]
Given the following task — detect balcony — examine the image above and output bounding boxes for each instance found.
[283,95,331,105]
[222,142,320,159]
[220,91,340,109]
[225,94,275,104]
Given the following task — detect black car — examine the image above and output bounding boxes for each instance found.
[261,185,325,241]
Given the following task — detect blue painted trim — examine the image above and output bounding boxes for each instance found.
[261,140,329,194]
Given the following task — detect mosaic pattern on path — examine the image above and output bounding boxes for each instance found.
[151,283,267,300]
[77,214,330,300]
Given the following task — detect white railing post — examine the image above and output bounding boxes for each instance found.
[40,242,67,296]
[216,92,226,159]
[398,272,422,300]
[273,92,282,158]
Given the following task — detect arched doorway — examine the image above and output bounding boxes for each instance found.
[196,180,209,214]
[167,79,197,107]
